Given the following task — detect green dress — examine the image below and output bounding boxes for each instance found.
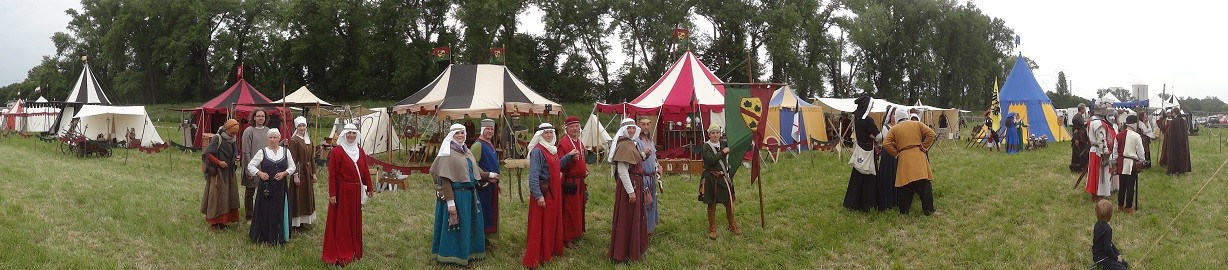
[699,141,734,204]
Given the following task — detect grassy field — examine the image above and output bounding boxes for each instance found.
[1,121,1226,268]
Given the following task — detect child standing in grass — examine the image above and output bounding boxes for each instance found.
[1092,199,1128,269]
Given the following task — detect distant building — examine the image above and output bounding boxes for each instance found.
[1131,84,1148,101]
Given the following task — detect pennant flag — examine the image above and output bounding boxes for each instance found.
[432,46,451,63]
[490,47,506,65]
[672,28,690,49]
[724,83,779,180]
[988,77,1002,131]
[236,64,245,79]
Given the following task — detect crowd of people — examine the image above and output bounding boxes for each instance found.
[1067,102,1193,270]
[841,96,939,215]
[197,112,738,268]
[194,100,1196,268]
[1072,103,1192,208]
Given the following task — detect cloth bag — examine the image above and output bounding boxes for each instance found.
[360,184,369,204]
[848,146,876,175]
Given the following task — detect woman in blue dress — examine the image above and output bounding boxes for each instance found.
[246,128,295,245]
[1001,113,1022,153]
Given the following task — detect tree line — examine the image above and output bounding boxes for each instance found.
[3,0,1022,111]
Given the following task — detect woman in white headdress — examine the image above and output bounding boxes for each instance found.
[430,124,498,268]
[523,123,568,268]
[842,96,881,212]
[246,128,296,245]
[322,124,374,266]
[287,116,317,230]
[607,118,649,262]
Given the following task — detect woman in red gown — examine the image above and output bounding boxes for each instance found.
[523,123,567,268]
[321,124,374,266]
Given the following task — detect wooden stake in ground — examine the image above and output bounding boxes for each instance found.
[1072,167,1087,190]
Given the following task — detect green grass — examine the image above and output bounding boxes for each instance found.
[2,121,1226,268]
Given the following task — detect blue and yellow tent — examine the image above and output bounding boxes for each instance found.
[764,86,827,151]
[998,56,1071,142]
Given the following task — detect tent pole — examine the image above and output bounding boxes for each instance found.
[386,107,393,164]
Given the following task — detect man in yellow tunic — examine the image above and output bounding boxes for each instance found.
[883,114,937,215]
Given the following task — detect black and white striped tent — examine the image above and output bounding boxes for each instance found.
[54,61,114,134]
[392,64,562,119]
[65,63,112,105]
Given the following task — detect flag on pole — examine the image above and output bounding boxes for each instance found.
[672,28,690,50]
[432,46,451,63]
[490,47,506,65]
[989,77,1002,131]
[236,64,245,79]
[724,83,779,181]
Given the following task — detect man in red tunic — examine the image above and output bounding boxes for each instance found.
[556,115,588,247]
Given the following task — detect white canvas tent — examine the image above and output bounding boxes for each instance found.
[580,114,611,151]
[329,108,403,154]
[1147,94,1180,109]
[1097,93,1121,104]
[22,97,61,132]
[912,100,963,139]
[272,85,333,106]
[73,105,163,147]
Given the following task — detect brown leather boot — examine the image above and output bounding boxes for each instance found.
[725,204,742,235]
[727,215,742,235]
[707,206,718,239]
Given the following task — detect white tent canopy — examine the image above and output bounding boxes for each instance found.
[272,85,333,106]
[1147,94,1180,109]
[329,108,403,154]
[72,105,163,146]
[580,114,611,151]
[813,97,903,114]
[1098,93,1121,103]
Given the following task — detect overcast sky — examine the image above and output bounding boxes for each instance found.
[0,0,78,89]
[3,0,1223,101]
[974,0,1227,100]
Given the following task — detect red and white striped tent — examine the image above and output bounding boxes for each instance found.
[595,50,727,158]
[595,50,726,119]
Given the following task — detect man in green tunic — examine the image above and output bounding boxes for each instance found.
[699,122,739,239]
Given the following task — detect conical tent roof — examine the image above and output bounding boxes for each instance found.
[392,64,561,119]
[998,56,1070,142]
[1147,94,1180,109]
[631,50,725,111]
[272,85,333,106]
[580,114,611,151]
[65,62,112,105]
[769,86,815,108]
[184,77,292,148]
[196,78,278,112]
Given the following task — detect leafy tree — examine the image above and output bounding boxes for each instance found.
[5,0,1025,115]
[1055,71,1070,96]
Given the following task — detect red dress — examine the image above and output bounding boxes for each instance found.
[556,134,588,242]
[522,145,565,268]
[321,147,373,265]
